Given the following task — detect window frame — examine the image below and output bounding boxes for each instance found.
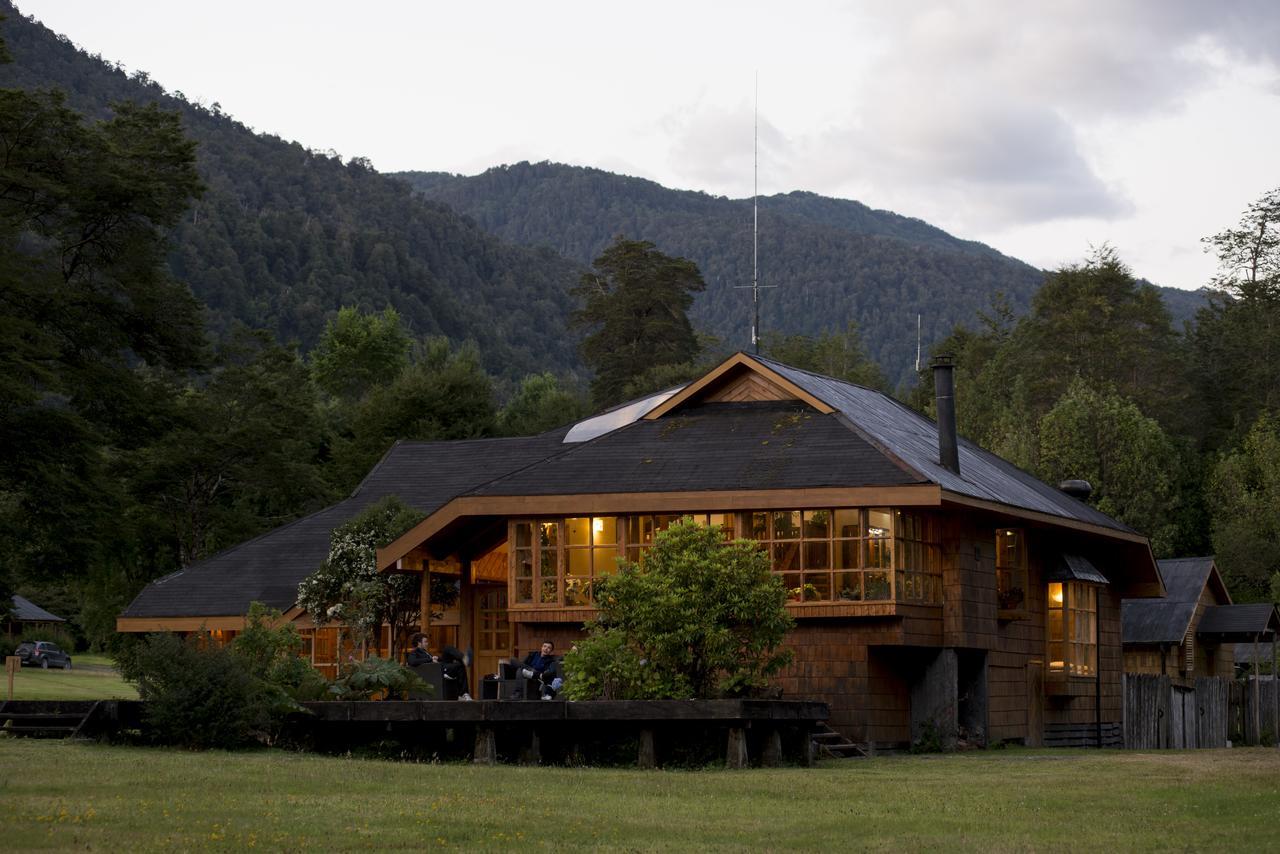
[995,528,1028,615]
[1047,581,1098,677]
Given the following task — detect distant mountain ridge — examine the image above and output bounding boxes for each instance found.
[400,163,1045,385]
[401,162,1206,386]
[0,6,583,380]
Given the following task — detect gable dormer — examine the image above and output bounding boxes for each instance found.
[643,352,835,420]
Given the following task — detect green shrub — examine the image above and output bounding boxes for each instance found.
[561,629,663,700]
[115,633,282,749]
[231,603,328,701]
[17,625,78,653]
[327,656,427,700]
[565,519,793,700]
[0,636,16,658]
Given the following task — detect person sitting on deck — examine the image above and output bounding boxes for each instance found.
[408,632,472,701]
[519,640,563,700]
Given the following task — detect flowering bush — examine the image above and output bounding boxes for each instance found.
[296,496,425,665]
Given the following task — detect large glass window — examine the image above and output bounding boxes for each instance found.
[995,529,1027,611]
[510,509,940,608]
[1047,582,1097,676]
[747,508,939,604]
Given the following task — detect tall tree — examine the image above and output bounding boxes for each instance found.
[571,238,706,407]
[129,331,331,566]
[762,322,887,391]
[0,84,205,583]
[309,306,410,403]
[1014,245,1188,433]
[1036,379,1183,556]
[329,338,497,490]
[1193,188,1280,449]
[497,372,588,436]
[1208,412,1280,601]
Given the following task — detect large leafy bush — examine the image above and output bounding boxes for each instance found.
[563,519,793,700]
[115,603,324,748]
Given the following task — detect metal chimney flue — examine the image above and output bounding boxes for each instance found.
[931,355,960,475]
[1059,479,1093,502]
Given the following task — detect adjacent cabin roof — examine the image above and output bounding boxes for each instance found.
[1198,603,1280,642]
[1123,557,1237,645]
[121,432,567,619]
[9,595,65,623]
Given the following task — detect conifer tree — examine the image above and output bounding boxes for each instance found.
[571,238,706,408]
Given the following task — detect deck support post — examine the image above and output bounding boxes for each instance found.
[473,726,497,765]
[519,730,542,766]
[637,728,656,769]
[726,726,749,769]
[760,728,782,767]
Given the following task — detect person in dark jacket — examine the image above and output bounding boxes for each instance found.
[519,640,563,699]
[407,632,471,700]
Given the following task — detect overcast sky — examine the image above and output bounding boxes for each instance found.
[17,1,1280,290]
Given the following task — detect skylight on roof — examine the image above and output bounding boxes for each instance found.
[563,387,685,443]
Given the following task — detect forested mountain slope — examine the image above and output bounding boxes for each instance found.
[403,162,1205,386]
[0,7,583,379]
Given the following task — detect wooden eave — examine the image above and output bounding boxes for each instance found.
[641,352,835,420]
[117,615,248,633]
[377,484,944,571]
[117,606,306,634]
[940,489,1165,599]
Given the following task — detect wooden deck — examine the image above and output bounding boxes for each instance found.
[2,698,829,768]
[293,698,830,767]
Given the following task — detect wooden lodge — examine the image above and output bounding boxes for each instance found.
[118,352,1165,750]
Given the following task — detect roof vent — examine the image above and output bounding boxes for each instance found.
[930,355,960,475]
[1059,479,1093,502]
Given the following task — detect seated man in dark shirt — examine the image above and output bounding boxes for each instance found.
[407,632,471,700]
[519,640,563,699]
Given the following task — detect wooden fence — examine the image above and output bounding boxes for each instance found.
[1124,673,1276,749]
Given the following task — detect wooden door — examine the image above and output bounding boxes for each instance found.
[472,585,512,684]
[1024,661,1043,747]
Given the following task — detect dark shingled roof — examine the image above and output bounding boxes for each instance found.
[754,356,1134,533]
[1197,604,1280,640]
[122,432,566,619]
[468,401,924,496]
[10,595,65,623]
[1123,558,1220,645]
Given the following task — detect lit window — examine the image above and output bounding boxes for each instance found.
[745,508,939,604]
[1047,582,1097,676]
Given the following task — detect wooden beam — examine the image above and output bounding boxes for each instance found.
[116,616,247,633]
[940,491,1152,545]
[378,485,943,571]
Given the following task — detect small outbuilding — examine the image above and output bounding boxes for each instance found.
[1122,557,1279,683]
[3,595,67,639]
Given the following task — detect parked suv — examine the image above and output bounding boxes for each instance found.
[14,641,72,670]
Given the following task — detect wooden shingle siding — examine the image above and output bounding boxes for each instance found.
[704,371,796,404]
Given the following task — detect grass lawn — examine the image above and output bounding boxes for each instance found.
[0,743,1277,851]
[4,657,137,701]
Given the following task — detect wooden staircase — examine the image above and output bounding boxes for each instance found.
[0,700,101,739]
[811,723,869,759]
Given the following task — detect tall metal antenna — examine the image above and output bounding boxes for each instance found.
[915,314,922,373]
[736,73,774,353]
[752,73,760,354]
